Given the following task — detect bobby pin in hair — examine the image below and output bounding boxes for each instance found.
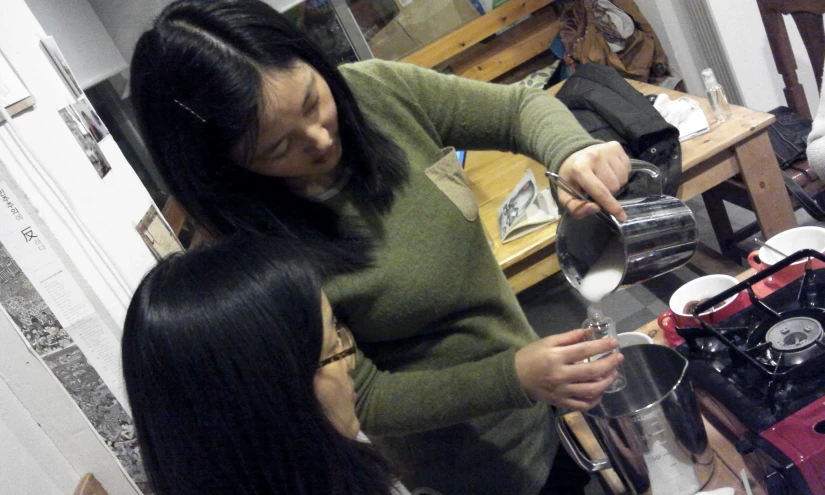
[173,99,207,124]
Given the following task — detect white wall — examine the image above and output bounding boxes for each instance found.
[24,0,127,89]
[7,2,159,326]
[0,377,77,495]
[634,0,705,96]
[0,314,138,495]
[87,0,303,72]
[1,0,158,492]
[706,0,820,114]
[640,0,821,115]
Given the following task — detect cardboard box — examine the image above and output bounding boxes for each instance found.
[369,0,480,59]
[370,18,421,60]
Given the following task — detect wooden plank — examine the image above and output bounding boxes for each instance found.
[562,412,626,494]
[505,249,558,293]
[401,0,555,68]
[452,7,559,82]
[676,150,739,201]
[74,474,108,495]
[735,132,798,240]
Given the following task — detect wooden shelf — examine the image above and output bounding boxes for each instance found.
[400,0,556,70]
[451,5,558,81]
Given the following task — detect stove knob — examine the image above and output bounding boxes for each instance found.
[735,438,754,455]
[765,469,788,495]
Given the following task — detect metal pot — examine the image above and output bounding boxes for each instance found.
[556,345,714,495]
[550,160,697,296]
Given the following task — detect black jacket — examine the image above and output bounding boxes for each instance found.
[554,63,682,197]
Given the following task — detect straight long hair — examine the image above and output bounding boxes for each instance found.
[130,0,408,274]
[122,236,397,495]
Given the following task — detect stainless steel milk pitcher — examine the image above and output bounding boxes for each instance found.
[555,344,715,495]
[549,160,697,295]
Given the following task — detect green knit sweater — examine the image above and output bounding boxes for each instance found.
[325,60,600,495]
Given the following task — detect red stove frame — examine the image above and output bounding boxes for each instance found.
[676,249,825,495]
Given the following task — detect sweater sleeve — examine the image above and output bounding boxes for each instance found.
[353,347,535,436]
[808,65,825,180]
[347,60,601,175]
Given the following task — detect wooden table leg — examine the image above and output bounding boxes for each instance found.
[734,132,798,240]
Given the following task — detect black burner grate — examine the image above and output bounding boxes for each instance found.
[677,249,825,424]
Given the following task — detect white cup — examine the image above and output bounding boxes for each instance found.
[617,332,653,347]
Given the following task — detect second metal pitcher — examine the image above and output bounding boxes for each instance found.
[556,344,715,495]
[550,160,697,299]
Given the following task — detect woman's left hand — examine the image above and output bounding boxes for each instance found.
[556,141,631,221]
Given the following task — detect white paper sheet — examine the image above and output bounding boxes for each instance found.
[0,50,29,108]
[0,182,126,409]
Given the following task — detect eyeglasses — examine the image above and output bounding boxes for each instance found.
[318,323,358,369]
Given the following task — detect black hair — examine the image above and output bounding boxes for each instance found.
[122,236,397,495]
[130,0,408,275]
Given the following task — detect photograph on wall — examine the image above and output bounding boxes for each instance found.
[40,36,84,99]
[58,104,111,178]
[72,96,109,142]
[0,49,34,118]
[42,345,149,491]
[0,243,151,493]
[0,245,72,356]
[136,204,184,260]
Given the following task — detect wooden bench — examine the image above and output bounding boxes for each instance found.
[400,0,559,82]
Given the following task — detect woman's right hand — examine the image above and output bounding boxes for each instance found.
[514,329,623,411]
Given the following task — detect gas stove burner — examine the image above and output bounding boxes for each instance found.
[765,317,823,351]
[746,309,825,369]
[764,316,825,366]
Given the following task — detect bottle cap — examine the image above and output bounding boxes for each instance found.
[701,68,718,89]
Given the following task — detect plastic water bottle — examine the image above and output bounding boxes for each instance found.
[701,68,732,123]
[582,305,626,393]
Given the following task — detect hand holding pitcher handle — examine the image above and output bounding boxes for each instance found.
[555,143,665,222]
[628,159,663,194]
[555,142,631,221]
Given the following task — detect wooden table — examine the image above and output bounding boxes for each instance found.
[464,80,798,294]
[563,268,764,495]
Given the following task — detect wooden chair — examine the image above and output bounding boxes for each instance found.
[758,0,825,119]
[702,0,825,260]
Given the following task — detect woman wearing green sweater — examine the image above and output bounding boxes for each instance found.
[130,1,628,493]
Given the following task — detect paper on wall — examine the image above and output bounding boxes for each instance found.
[0,49,31,112]
[0,181,146,489]
[0,182,129,407]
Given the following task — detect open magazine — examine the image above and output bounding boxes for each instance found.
[497,169,560,243]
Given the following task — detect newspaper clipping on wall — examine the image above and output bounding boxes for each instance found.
[0,182,152,494]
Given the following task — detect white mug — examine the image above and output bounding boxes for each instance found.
[617,332,653,347]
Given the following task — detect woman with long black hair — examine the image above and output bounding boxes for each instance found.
[129,1,627,492]
[123,236,419,494]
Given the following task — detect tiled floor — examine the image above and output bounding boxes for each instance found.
[517,195,823,494]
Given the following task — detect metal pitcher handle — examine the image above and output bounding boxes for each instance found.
[555,416,611,473]
[630,159,663,195]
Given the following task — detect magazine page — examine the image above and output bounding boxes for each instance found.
[497,169,559,243]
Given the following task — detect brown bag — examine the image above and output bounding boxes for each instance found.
[558,0,669,83]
